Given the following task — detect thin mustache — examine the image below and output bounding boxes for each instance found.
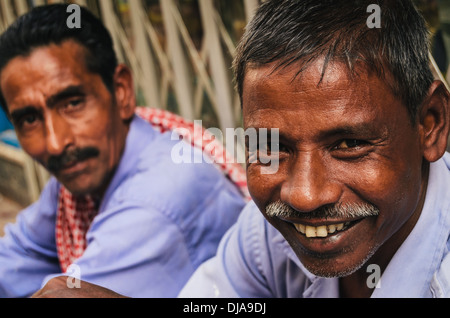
[47,147,100,173]
[266,200,379,220]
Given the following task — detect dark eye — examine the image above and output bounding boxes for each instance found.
[23,114,37,124]
[18,113,40,129]
[67,99,83,108]
[335,139,366,149]
[61,98,85,114]
[15,112,41,131]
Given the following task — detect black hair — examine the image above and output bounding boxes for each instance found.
[0,4,118,114]
[233,0,435,122]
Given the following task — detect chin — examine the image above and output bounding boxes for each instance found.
[62,184,98,196]
[296,243,380,278]
[59,176,103,196]
[303,258,368,278]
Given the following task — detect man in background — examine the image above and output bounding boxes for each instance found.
[0,4,246,298]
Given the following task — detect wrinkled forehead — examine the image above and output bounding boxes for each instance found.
[242,58,378,107]
[3,40,89,74]
[241,58,407,133]
[246,53,393,89]
[0,42,108,118]
[1,40,90,90]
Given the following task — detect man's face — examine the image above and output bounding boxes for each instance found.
[243,60,428,277]
[1,40,130,196]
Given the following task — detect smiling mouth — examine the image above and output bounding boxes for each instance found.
[292,219,362,238]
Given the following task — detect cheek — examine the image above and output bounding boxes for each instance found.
[347,160,422,234]
[71,109,113,147]
[355,160,419,202]
[84,116,125,169]
[17,132,47,162]
[246,165,285,212]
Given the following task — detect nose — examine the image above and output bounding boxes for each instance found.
[44,111,74,156]
[280,151,342,213]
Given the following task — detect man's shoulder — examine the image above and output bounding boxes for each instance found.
[35,177,61,208]
[428,152,450,297]
[234,201,290,257]
[136,135,233,192]
[431,250,450,297]
[443,152,450,171]
[109,127,245,214]
[132,119,244,194]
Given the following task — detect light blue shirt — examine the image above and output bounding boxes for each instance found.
[0,115,246,298]
[179,153,450,298]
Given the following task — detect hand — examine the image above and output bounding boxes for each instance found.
[31,276,128,298]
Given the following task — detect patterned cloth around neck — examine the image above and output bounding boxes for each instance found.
[55,107,250,272]
[56,187,97,272]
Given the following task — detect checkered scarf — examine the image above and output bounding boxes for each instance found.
[56,107,250,272]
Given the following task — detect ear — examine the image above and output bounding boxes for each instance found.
[419,80,450,162]
[113,64,136,121]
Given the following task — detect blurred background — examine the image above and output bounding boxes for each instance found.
[0,0,449,236]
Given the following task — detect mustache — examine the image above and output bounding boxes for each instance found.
[47,147,100,173]
[266,200,379,220]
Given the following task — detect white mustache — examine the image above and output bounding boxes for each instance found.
[265,200,379,220]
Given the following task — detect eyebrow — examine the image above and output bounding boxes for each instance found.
[318,126,374,139]
[317,123,389,141]
[46,85,86,109]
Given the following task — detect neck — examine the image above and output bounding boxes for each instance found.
[339,269,376,298]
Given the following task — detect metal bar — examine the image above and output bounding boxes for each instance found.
[214,11,236,56]
[160,0,194,120]
[112,13,149,107]
[0,0,16,27]
[32,0,46,6]
[169,2,219,120]
[14,0,29,16]
[75,0,88,7]
[98,0,125,63]
[429,52,450,92]
[0,8,8,33]
[199,0,235,131]
[141,8,174,106]
[128,0,161,108]
[244,0,260,22]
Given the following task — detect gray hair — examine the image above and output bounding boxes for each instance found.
[234,0,434,122]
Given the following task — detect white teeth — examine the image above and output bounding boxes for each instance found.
[316,225,328,237]
[305,226,316,238]
[294,223,306,234]
[294,222,348,238]
[327,224,336,234]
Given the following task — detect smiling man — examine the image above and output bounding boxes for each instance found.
[0,4,246,298]
[178,0,450,297]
